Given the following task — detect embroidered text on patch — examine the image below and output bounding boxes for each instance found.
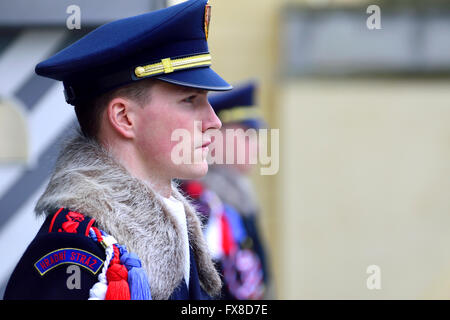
[34,248,104,276]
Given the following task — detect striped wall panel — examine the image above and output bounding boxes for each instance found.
[0,29,87,297]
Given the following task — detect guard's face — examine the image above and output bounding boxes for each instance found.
[133,80,222,180]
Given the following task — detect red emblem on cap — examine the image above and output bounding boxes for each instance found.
[204,3,211,40]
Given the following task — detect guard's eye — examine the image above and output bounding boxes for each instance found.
[183,95,197,104]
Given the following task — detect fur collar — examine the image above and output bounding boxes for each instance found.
[35,132,221,299]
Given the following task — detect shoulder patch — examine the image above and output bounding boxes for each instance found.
[49,208,96,236]
[34,248,104,276]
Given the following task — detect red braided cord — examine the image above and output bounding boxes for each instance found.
[105,244,131,300]
[92,226,103,243]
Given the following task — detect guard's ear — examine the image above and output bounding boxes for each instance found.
[106,97,137,139]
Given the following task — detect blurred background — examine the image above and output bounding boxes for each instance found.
[0,0,449,299]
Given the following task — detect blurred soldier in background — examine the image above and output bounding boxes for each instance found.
[180,81,272,299]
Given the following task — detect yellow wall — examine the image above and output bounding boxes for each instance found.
[279,79,450,299]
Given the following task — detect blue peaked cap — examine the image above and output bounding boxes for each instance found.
[208,81,266,129]
[35,0,232,105]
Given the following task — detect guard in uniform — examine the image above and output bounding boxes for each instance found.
[180,82,272,300]
[4,0,232,300]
